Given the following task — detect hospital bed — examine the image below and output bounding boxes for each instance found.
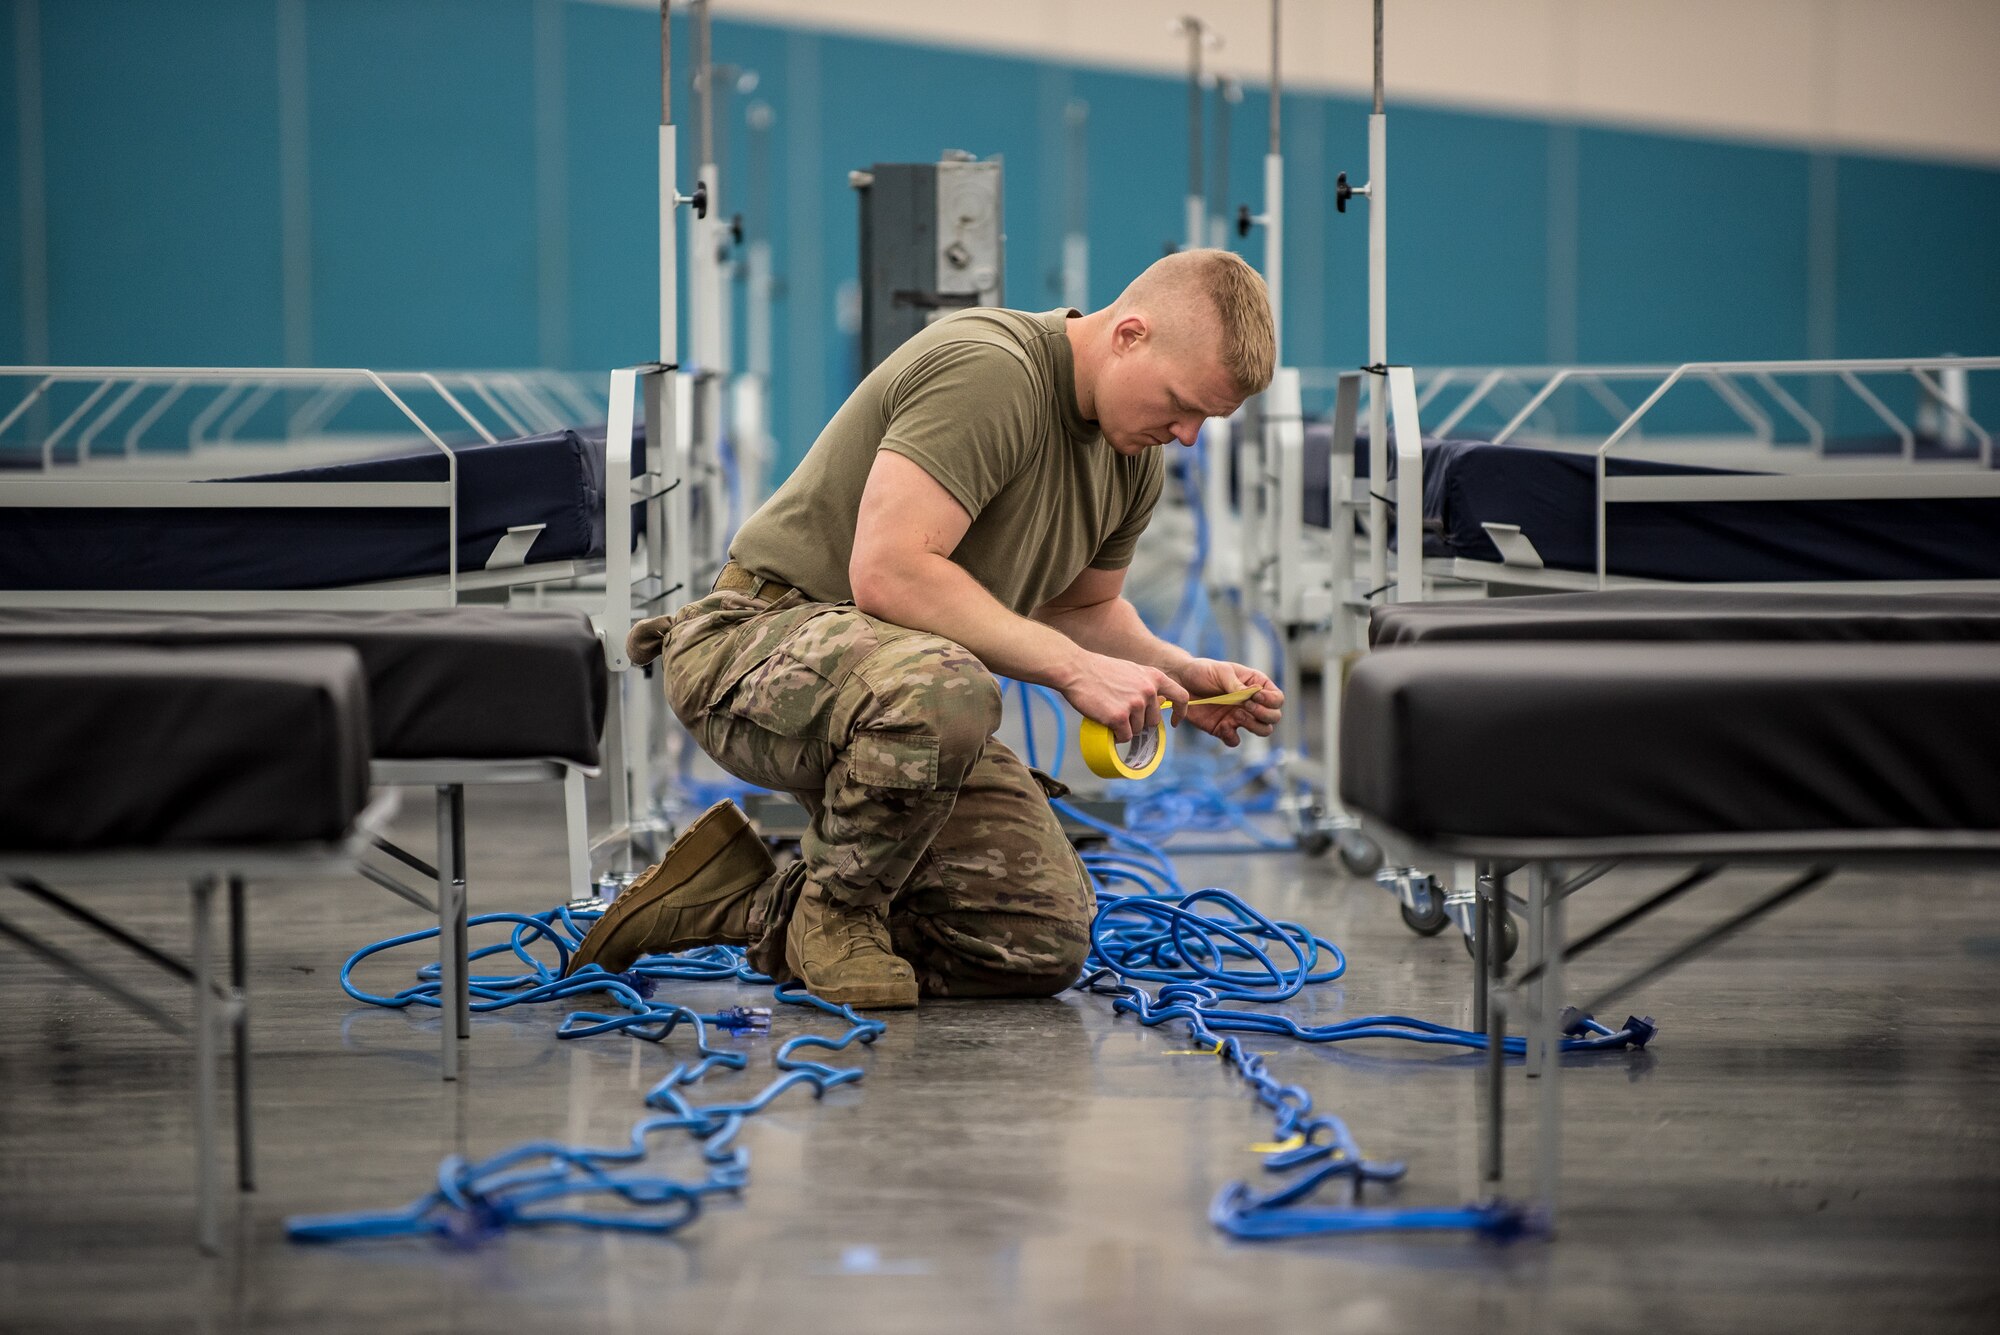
[0,642,389,1252]
[0,607,608,1082]
[1229,356,2000,879]
[1336,624,2000,1230]
[0,362,698,1076]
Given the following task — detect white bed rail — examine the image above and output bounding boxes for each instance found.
[1591,356,2000,587]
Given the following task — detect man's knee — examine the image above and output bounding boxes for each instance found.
[1009,930,1092,997]
[893,909,1093,999]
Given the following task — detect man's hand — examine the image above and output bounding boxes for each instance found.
[1055,652,1192,744]
[1169,658,1283,747]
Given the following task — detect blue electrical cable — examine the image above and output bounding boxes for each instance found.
[999,470,1658,1242]
[290,907,882,1246]
[1077,880,1655,1242]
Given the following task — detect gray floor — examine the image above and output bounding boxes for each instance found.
[3,781,1997,1335]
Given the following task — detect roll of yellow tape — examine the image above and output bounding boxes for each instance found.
[1076,688,1261,780]
[1079,717,1167,780]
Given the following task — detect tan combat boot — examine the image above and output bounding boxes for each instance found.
[785,884,919,1010]
[564,801,775,976]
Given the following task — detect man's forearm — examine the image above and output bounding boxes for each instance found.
[852,552,1092,689]
[1034,595,1192,677]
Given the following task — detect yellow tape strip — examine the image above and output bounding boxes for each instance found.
[1076,687,1262,780]
[1246,1133,1307,1154]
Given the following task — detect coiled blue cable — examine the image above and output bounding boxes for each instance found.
[290,909,880,1245]
[1078,880,1654,1241]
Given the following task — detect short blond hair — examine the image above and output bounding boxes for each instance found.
[1113,248,1275,397]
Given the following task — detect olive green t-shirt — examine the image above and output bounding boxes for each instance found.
[728,307,1165,617]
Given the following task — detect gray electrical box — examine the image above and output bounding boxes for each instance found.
[852,152,1004,374]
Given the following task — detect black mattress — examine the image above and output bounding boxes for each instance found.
[1370,590,2000,648]
[1296,427,2000,583]
[0,425,641,592]
[0,644,371,852]
[0,607,606,766]
[1339,642,2000,856]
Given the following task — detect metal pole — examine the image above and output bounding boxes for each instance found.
[1480,869,1505,1186]
[1264,0,1284,362]
[228,874,254,1192]
[694,0,713,176]
[1062,99,1090,311]
[1537,871,1566,1229]
[1365,0,1389,599]
[1182,16,1205,251]
[435,786,461,1081]
[1212,78,1238,248]
[191,876,220,1254]
[1470,862,1490,1030]
[1269,0,1281,154]
[747,101,775,382]
[690,0,722,374]
[449,787,469,1042]
[659,1,678,366]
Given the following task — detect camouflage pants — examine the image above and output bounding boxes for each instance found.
[633,588,1095,998]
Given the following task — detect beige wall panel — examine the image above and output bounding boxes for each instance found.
[605,0,2000,163]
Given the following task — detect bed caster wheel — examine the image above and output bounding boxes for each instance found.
[1464,912,1520,963]
[1399,893,1449,936]
[1335,832,1383,877]
[1297,829,1334,857]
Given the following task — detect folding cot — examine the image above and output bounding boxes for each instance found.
[0,643,386,1252]
[1337,607,2000,1224]
[0,607,609,1081]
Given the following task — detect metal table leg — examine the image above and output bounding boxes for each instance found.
[435,786,464,1081]
[1470,861,1490,1032]
[227,875,253,1192]
[1537,864,1567,1233]
[1525,864,1546,1079]
[190,876,220,1254]
[448,786,470,1043]
[1480,867,1506,1186]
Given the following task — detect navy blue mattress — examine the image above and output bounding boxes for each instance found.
[1293,427,2000,583]
[0,425,642,591]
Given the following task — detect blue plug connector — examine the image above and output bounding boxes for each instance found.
[714,1006,773,1033]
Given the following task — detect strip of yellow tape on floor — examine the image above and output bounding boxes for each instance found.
[1077,687,1261,780]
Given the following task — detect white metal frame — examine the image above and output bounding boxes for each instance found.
[1232,354,2000,875]
[0,792,396,1253]
[0,362,688,1073]
[1357,815,2000,1235]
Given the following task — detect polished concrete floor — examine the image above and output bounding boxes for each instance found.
[3,780,1997,1335]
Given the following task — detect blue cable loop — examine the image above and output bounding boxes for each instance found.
[1078,878,1654,1240]
[289,909,872,1246]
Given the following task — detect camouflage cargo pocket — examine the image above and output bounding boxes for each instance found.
[844,732,941,790]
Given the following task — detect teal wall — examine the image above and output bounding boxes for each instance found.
[6,0,1998,466]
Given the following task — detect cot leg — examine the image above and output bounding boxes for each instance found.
[435,786,465,1080]
[227,875,253,1192]
[564,767,592,902]
[448,785,470,1042]
[190,876,220,1255]
[1525,866,1546,1080]
[605,673,632,876]
[1480,867,1507,1187]
[1537,865,1567,1233]
[1470,862,1490,1032]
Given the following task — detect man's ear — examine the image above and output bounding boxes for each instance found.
[1111,313,1148,356]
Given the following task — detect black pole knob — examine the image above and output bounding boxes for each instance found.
[1335,172,1354,214]
[1235,203,1253,238]
[730,213,744,246]
[690,181,709,219]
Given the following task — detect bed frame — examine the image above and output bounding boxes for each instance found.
[0,362,699,983]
